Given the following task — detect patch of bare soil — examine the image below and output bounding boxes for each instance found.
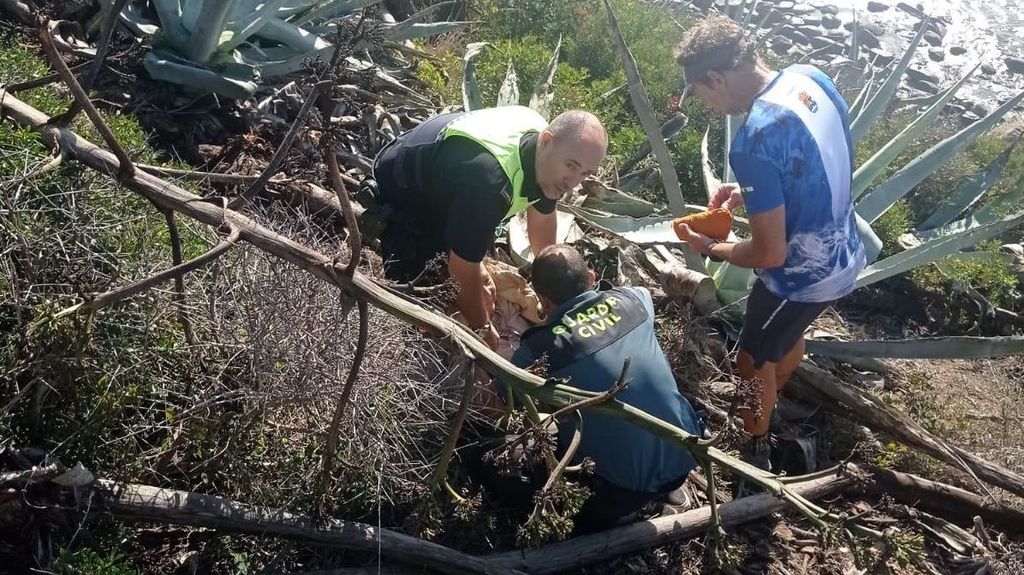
[885,356,1024,499]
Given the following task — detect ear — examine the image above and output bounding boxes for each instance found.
[538,293,556,315]
[586,269,597,287]
[538,129,555,147]
[705,70,726,89]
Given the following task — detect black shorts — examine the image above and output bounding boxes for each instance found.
[739,279,833,369]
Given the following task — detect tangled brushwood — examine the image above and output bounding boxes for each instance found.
[1,0,1024,574]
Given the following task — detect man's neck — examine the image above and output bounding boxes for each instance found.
[745,63,777,109]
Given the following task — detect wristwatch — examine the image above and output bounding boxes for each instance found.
[703,239,726,262]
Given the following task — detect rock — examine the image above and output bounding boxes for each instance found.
[867,1,889,12]
[820,5,839,15]
[858,30,881,49]
[928,48,945,62]
[962,111,981,123]
[806,34,835,49]
[793,3,816,14]
[909,77,941,94]
[869,47,895,65]
[771,36,794,54]
[1005,57,1024,75]
[821,14,841,29]
[825,29,846,42]
[896,2,926,19]
[981,63,997,75]
[777,0,795,11]
[949,46,967,56]
[790,16,805,27]
[1001,244,1024,283]
[779,25,811,45]
[764,8,787,25]
[906,67,941,85]
[802,11,822,26]
[924,30,942,47]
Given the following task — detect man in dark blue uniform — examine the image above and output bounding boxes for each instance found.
[509,245,703,531]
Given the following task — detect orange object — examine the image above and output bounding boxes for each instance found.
[673,208,733,241]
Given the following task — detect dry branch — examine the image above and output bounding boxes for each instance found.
[95,480,525,575]
[37,19,133,179]
[487,471,853,574]
[431,354,476,495]
[233,80,331,208]
[43,223,239,321]
[86,0,128,91]
[164,209,198,345]
[319,299,369,482]
[790,362,1024,500]
[854,464,1024,534]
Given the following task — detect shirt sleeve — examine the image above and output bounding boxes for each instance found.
[532,196,556,215]
[730,152,785,215]
[436,139,513,263]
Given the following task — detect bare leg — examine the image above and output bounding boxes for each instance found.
[736,350,777,437]
[774,336,806,392]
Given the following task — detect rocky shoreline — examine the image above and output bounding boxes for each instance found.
[688,0,1024,124]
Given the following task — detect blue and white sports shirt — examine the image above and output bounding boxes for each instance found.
[730,64,866,303]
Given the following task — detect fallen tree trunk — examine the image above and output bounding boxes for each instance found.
[854,464,1024,534]
[97,480,523,575]
[487,471,851,574]
[790,362,1024,500]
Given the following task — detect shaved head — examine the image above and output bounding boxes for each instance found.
[549,110,608,147]
[535,110,608,200]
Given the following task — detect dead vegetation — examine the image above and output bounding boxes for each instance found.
[1,2,1023,574]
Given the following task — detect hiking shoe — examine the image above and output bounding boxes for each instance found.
[664,486,692,511]
[733,434,773,498]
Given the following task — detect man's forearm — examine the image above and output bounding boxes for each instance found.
[527,209,557,256]
[453,266,490,328]
[706,239,781,269]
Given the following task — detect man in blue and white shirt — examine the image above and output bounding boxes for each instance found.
[674,15,866,471]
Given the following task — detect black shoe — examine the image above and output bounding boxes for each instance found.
[733,434,773,498]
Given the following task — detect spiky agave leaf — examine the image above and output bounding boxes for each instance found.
[856,210,1024,287]
[917,132,1023,230]
[291,0,381,25]
[849,17,930,145]
[461,42,489,111]
[143,50,258,99]
[806,336,1024,359]
[852,62,981,200]
[497,60,520,107]
[856,90,1024,223]
[528,35,562,120]
[603,0,686,216]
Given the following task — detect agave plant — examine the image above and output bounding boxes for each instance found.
[585,1,1024,358]
[99,0,470,98]
[461,35,563,116]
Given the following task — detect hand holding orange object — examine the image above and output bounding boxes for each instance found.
[672,208,733,241]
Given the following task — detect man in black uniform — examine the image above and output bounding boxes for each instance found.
[371,106,607,349]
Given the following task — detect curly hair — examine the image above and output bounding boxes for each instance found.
[674,15,758,85]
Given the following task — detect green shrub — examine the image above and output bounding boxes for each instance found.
[912,240,1022,310]
[54,549,139,575]
[872,200,913,259]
